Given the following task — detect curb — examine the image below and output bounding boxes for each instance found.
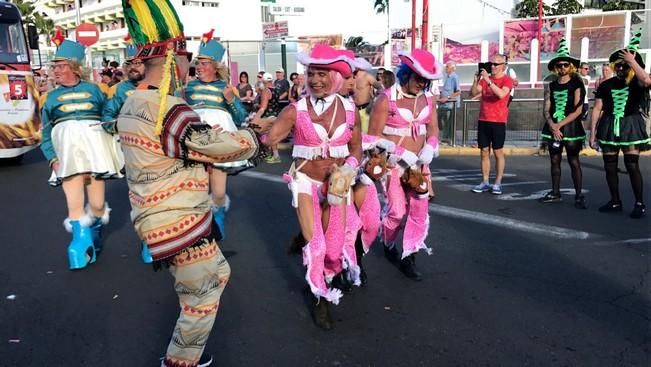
[277,143,651,156]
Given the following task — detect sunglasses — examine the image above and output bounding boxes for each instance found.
[555,62,571,69]
[491,62,505,66]
[581,67,589,70]
[613,62,630,69]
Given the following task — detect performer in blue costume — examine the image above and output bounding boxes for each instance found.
[101,41,144,129]
[40,39,124,270]
[185,29,249,240]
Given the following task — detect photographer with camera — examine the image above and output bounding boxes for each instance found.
[470,54,513,195]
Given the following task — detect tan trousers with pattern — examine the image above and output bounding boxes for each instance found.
[163,240,230,367]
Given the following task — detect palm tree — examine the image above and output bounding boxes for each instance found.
[374,0,389,14]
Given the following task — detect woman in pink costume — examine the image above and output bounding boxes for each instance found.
[257,45,362,329]
[368,49,442,281]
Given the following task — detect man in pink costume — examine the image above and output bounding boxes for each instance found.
[255,45,362,329]
[367,49,442,281]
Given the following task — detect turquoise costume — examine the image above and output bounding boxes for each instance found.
[41,39,123,270]
[101,79,137,130]
[185,36,250,240]
[41,81,106,163]
[185,79,248,125]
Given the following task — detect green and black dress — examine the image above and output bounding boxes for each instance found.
[541,75,586,144]
[594,77,650,151]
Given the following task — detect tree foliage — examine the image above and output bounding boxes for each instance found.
[11,0,55,44]
[514,0,552,18]
[602,0,633,11]
[550,0,583,15]
[373,0,388,14]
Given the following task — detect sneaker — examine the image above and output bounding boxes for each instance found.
[574,195,588,209]
[472,181,491,193]
[264,156,282,164]
[539,191,562,203]
[630,202,646,219]
[491,184,503,195]
[598,200,623,213]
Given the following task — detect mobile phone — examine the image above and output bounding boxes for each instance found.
[478,62,491,73]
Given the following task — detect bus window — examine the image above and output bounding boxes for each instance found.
[0,19,29,64]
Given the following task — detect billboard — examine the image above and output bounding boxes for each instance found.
[570,13,626,59]
[503,17,566,62]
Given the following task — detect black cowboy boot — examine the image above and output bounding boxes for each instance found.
[355,234,367,286]
[313,298,333,330]
[400,254,422,281]
[331,272,352,293]
[287,231,306,255]
[384,244,399,263]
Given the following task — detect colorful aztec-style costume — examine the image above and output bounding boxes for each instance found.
[117,1,262,366]
[540,39,587,207]
[367,49,442,281]
[185,31,250,239]
[40,39,124,270]
[593,31,650,218]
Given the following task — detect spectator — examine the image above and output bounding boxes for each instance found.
[438,62,461,142]
[376,67,385,82]
[237,71,254,113]
[253,72,282,163]
[289,73,305,103]
[470,53,514,195]
[289,72,298,86]
[110,70,123,87]
[594,63,613,90]
[380,69,395,89]
[109,61,119,72]
[98,69,112,95]
[274,67,290,109]
[578,62,591,125]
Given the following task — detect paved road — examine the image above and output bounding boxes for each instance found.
[1,150,649,367]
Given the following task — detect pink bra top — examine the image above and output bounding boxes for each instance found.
[292,95,356,160]
[384,85,432,139]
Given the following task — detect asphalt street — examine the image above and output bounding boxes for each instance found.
[1,149,649,367]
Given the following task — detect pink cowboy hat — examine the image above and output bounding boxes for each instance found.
[296,44,353,78]
[339,49,373,72]
[398,49,443,80]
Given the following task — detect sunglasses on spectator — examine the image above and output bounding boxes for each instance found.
[555,62,571,69]
[613,62,629,69]
[491,62,506,67]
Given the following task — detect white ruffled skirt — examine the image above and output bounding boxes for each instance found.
[48,119,124,186]
[195,108,252,174]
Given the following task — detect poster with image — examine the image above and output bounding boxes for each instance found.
[503,17,566,62]
[570,14,626,59]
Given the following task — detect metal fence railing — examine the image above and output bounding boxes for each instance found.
[452,98,546,147]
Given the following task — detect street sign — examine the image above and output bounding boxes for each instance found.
[75,23,100,47]
[262,21,289,40]
[268,4,305,16]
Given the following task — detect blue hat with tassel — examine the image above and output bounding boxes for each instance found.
[197,29,225,62]
[53,39,86,63]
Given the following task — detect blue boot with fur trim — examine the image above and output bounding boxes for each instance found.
[88,203,111,253]
[211,195,230,240]
[65,216,96,270]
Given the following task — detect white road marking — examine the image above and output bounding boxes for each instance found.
[240,170,286,183]
[498,188,590,201]
[432,173,517,182]
[239,170,593,240]
[428,203,592,240]
[593,238,651,246]
[449,180,547,191]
